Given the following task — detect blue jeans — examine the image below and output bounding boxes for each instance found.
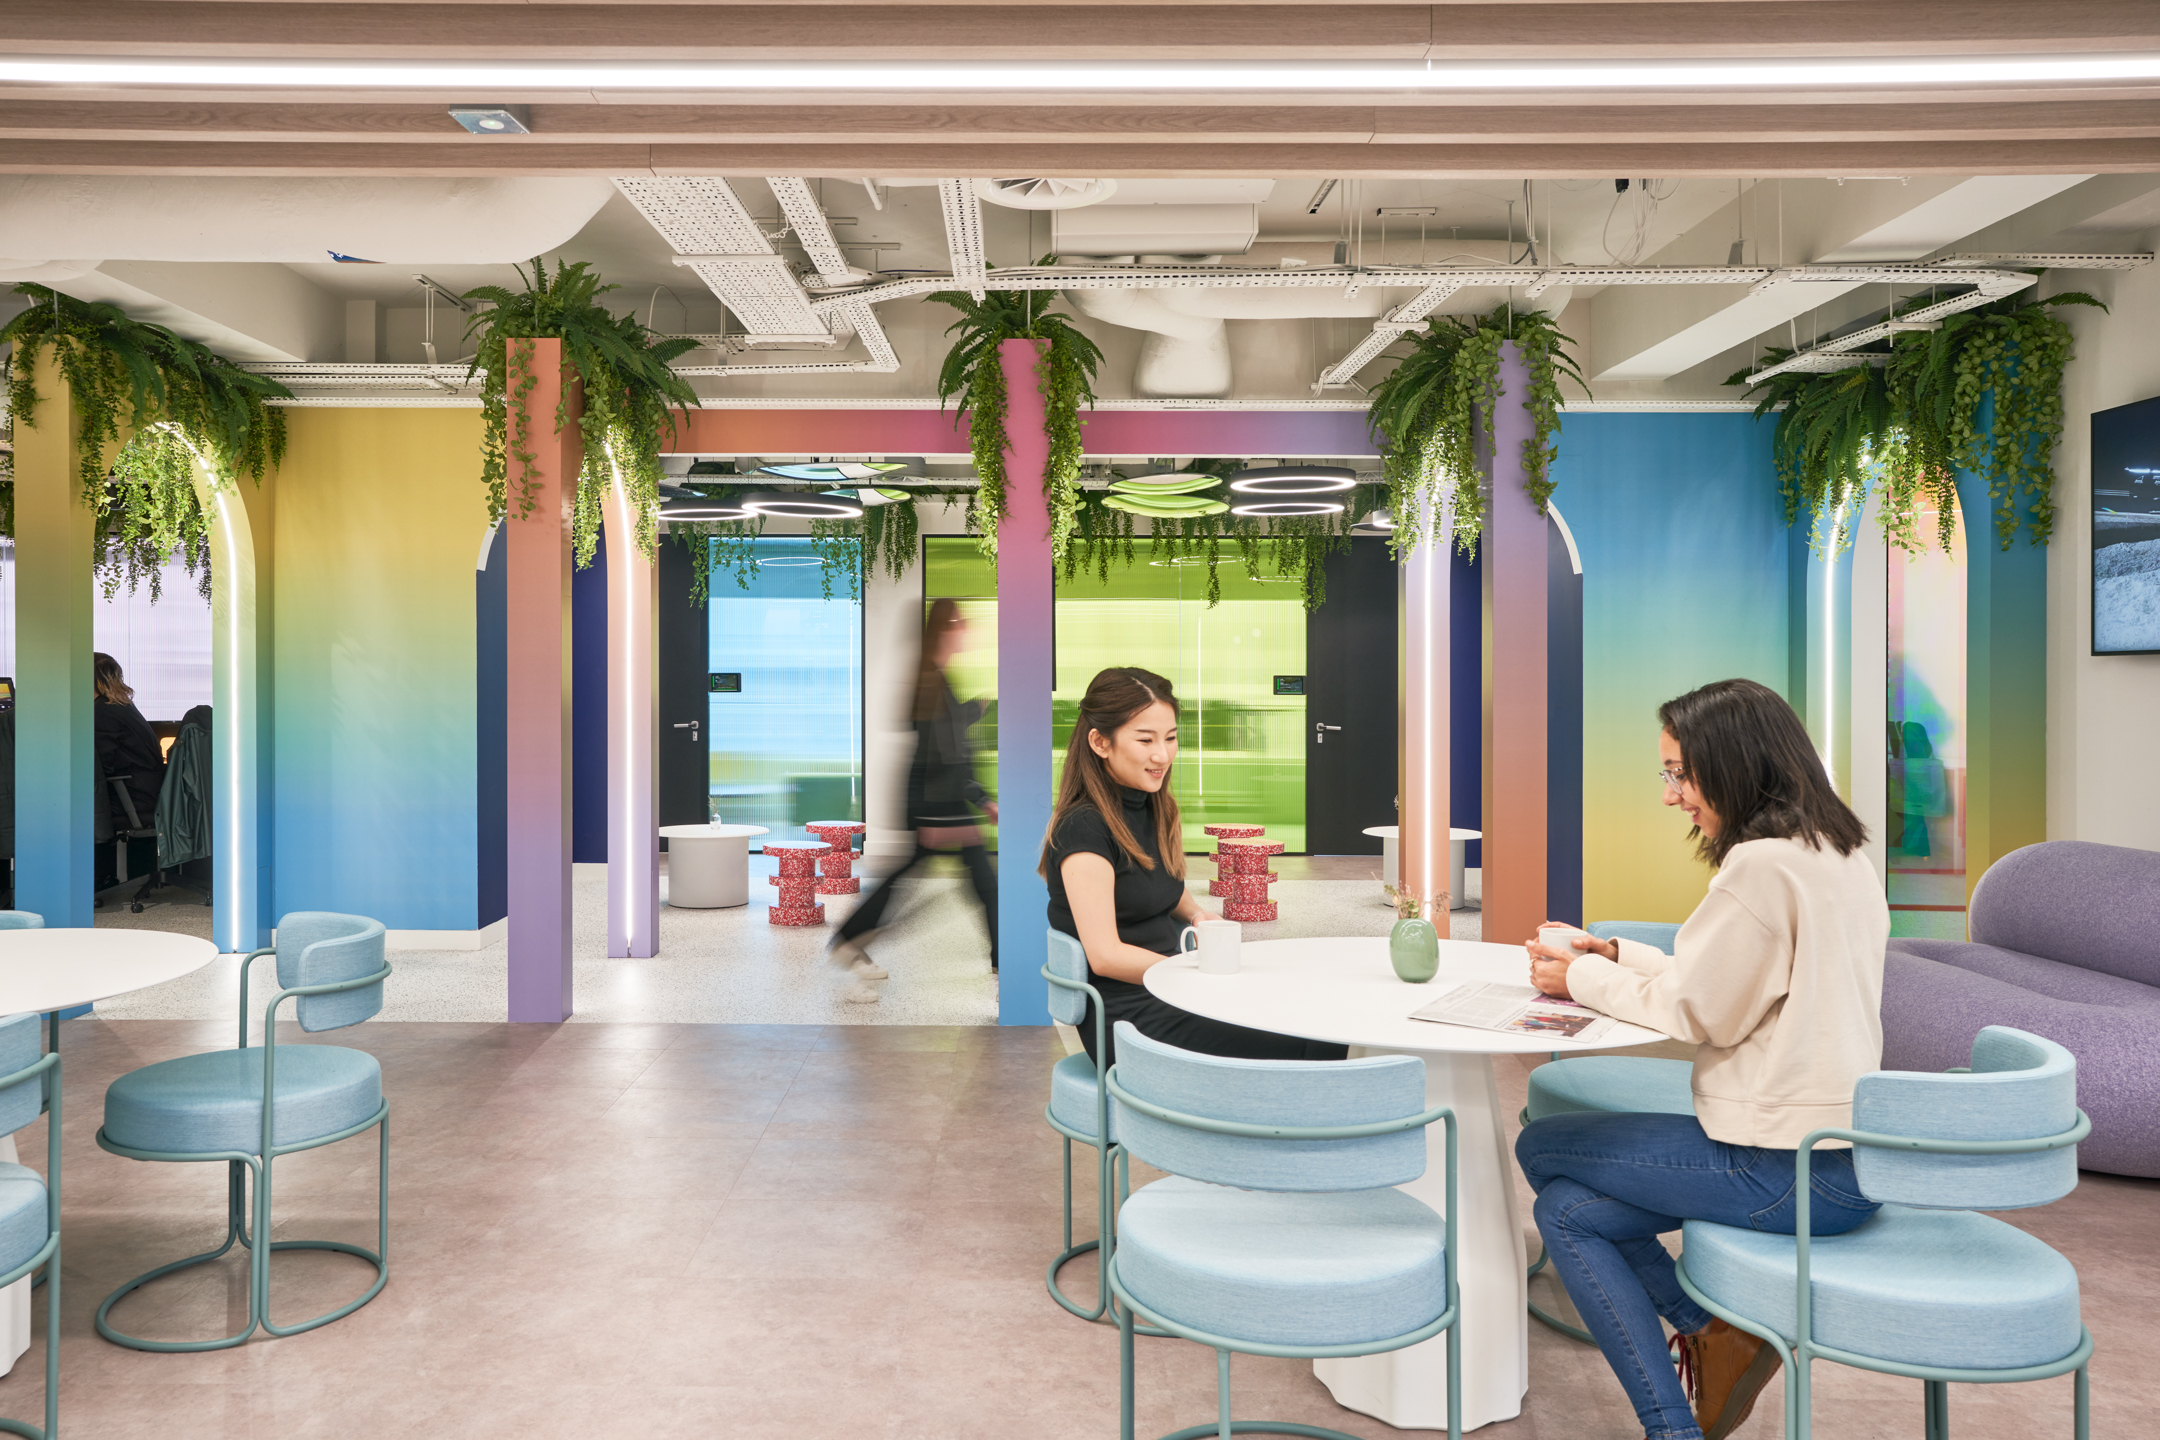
[1515,1112,1879,1440]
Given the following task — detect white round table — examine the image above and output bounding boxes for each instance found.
[1145,935,1667,1433]
[658,825,770,909]
[1362,825,1482,910]
[0,927,218,1376]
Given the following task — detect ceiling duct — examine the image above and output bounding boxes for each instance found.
[1052,204,1260,258]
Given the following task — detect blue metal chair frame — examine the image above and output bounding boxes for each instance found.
[1040,960,1167,1337]
[92,947,392,1352]
[0,1048,60,1439]
[1674,1113,2095,1440]
[1104,1065,1463,1440]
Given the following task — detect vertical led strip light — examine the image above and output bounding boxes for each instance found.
[1398,493,1452,914]
[190,454,259,952]
[603,449,660,958]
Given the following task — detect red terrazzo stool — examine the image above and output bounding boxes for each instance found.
[762,841,833,924]
[803,822,866,896]
[1215,837,1285,923]
[1201,824,1269,897]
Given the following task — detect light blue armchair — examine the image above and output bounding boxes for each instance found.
[0,1012,58,1439]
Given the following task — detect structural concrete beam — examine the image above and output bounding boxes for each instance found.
[53,260,343,363]
[1588,174,2092,382]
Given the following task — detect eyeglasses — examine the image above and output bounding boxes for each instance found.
[1658,768,1690,793]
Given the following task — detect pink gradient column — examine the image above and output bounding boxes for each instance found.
[604,474,660,958]
[1398,494,1452,915]
[996,339,1054,1026]
[1482,341,1548,946]
[506,339,578,1021]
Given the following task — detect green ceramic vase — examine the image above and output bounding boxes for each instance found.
[1390,915,1440,983]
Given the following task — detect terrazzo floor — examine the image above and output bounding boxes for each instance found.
[92,854,1486,1027]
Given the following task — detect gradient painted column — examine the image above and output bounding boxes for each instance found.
[1957,417,2047,902]
[1482,342,1548,945]
[603,473,659,957]
[996,338,1053,1027]
[189,457,271,951]
[1788,526,1857,796]
[1398,494,1453,914]
[12,347,100,929]
[505,339,580,1021]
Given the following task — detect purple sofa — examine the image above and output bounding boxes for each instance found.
[1882,839,2160,1178]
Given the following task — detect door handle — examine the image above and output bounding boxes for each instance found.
[1314,722,1340,744]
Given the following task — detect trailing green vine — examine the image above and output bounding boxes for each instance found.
[462,259,700,568]
[1,284,289,596]
[931,271,1103,563]
[1366,303,1586,557]
[1729,287,2101,554]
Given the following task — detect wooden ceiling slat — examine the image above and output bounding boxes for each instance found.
[5,136,2157,177]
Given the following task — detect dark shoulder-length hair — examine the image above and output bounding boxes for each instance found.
[1658,678,1868,868]
[93,652,133,706]
[1037,667,1186,881]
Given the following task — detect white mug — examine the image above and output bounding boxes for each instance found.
[1181,918,1242,975]
[1537,922,1597,958]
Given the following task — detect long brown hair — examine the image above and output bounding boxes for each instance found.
[1038,667,1185,879]
[1658,678,1868,868]
[913,598,964,723]
[92,652,133,705]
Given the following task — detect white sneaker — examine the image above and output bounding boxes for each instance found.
[844,981,881,1005]
[849,957,889,980]
[830,933,888,979]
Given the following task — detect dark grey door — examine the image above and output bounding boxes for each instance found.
[1304,537,1398,854]
[658,538,710,827]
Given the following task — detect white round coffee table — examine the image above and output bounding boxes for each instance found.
[0,926,218,1375]
[1145,935,1666,1433]
[659,825,770,908]
[1362,825,1482,909]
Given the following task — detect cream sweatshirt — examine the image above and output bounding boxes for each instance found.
[1565,836,1890,1150]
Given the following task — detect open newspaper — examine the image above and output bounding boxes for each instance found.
[1409,982,1619,1043]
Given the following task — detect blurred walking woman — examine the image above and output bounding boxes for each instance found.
[1042,666,1345,1068]
[1514,678,1889,1440]
[831,600,998,1001]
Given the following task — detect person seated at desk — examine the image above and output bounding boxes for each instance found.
[1515,678,1889,1440]
[94,653,165,820]
[1043,665,1345,1069]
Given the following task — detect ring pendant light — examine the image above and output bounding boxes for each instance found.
[1227,497,1348,518]
[1226,464,1360,496]
[739,490,866,519]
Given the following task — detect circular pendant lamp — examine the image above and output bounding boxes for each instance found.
[659,496,755,521]
[1226,464,1359,496]
[740,490,866,519]
[1226,497,1347,518]
[1108,473,1222,497]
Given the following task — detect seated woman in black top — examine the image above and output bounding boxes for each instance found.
[1040,666,1346,1068]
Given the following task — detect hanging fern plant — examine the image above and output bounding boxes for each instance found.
[931,273,1103,563]
[462,258,700,569]
[1366,302,1586,557]
[1729,288,2101,555]
[1,283,290,596]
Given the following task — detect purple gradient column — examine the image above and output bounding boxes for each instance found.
[604,474,660,957]
[506,339,578,1021]
[1482,341,1549,945]
[996,338,1053,1026]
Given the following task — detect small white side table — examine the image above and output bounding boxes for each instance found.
[1362,826,1482,910]
[658,825,770,908]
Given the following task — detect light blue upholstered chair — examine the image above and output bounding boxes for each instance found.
[1042,929,1119,1321]
[95,912,392,1352]
[1522,919,1694,1344]
[1105,1021,1461,1440]
[1677,1026,2092,1440]
[0,1012,60,1439]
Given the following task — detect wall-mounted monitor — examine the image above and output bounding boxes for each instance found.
[2091,394,2160,655]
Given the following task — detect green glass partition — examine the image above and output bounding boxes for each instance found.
[925,538,1307,852]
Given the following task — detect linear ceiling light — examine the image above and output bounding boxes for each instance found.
[7,56,2159,92]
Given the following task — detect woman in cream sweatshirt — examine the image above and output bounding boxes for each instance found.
[1515,678,1889,1440]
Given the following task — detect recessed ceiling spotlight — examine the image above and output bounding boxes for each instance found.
[448,106,530,135]
[1227,465,1360,495]
[739,490,866,519]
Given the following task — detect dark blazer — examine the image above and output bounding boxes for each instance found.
[95,699,166,821]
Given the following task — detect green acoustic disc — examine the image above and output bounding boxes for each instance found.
[1103,495,1230,518]
[1108,474,1223,495]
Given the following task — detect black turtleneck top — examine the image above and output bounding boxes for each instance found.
[1045,786,1189,1003]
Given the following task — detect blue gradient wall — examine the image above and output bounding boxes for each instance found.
[1554,411,1789,924]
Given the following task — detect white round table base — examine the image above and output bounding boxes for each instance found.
[659,826,768,909]
[1312,1049,1527,1432]
[0,1135,27,1377]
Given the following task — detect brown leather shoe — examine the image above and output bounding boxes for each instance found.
[1673,1318,1782,1440]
